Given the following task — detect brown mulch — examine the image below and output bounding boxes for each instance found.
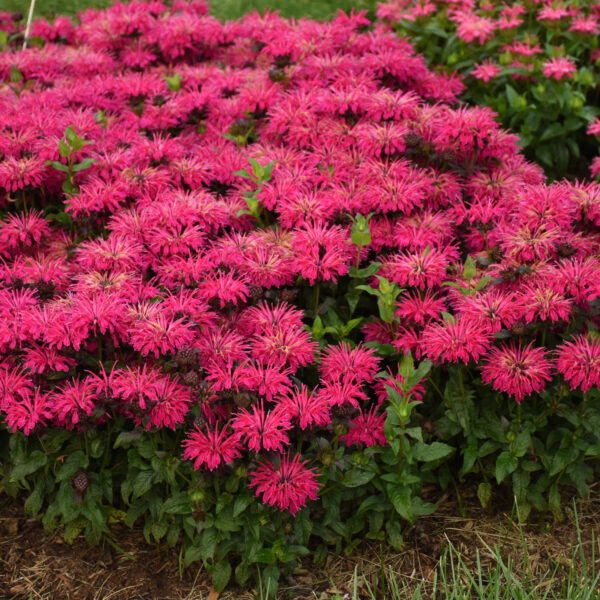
[0,484,598,600]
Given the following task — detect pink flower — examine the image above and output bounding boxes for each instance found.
[0,156,46,192]
[520,284,572,323]
[380,247,449,289]
[421,317,491,364]
[237,362,293,401]
[569,16,600,35]
[129,312,196,358]
[249,453,319,515]
[50,378,98,426]
[22,345,75,374]
[4,387,52,435]
[453,13,496,44]
[232,402,292,452]
[588,119,600,137]
[278,385,331,429]
[471,60,501,83]
[340,406,387,447]
[481,343,553,403]
[542,57,577,80]
[395,290,445,326]
[0,211,51,249]
[293,223,353,284]
[183,423,242,471]
[556,335,600,392]
[320,343,380,386]
[146,376,191,429]
[251,326,317,371]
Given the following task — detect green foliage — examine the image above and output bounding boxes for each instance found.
[235,158,275,226]
[390,6,600,180]
[45,126,95,195]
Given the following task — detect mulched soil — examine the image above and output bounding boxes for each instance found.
[0,483,598,600]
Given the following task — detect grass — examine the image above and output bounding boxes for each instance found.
[323,540,600,600]
[4,490,600,599]
[7,0,378,21]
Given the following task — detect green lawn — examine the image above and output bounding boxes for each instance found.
[10,0,378,21]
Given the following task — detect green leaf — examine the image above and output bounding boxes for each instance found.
[348,262,381,279]
[212,560,232,592]
[539,122,564,142]
[184,544,203,567]
[495,451,518,484]
[161,492,191,515]
[356,284,379,297]
[477,482,492,509]
[504,84,519,107]
[215,506,241,532]
[387,485,413,522]
[132,470,155,498]
[113,430,143,448]
[463,255,476,280]
[233,491,253,518]
[72,158,96,172]
[10,451,47,483]
[535,144,554,167]
[235,561,252,586]
[65,126,78,146]
[255,548,277,564]
[165,73,182,91]
[24,486,43,515]
[56,451,89,482]
[233,168,253,180]
[9,65,23,83]
[386,520,404,550]
[151,520,168,541]
[413,442,454,463]
[59,139,72,158]
[342,469,375,488]
[549,445,578,477]
[473,276,494,292]
[351,214,371,246]
[45,160,70,173]
[63,518,86,544]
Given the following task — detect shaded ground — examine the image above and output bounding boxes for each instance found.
[1,484,599,600]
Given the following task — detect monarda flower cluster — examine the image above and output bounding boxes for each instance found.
[1,1,600,516]
[377,0,600,179]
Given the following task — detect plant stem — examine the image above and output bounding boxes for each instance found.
[313,283,320,316]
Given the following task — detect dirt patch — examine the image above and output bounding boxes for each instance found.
[0,484,598,600]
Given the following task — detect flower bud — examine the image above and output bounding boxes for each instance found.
[569,96,583,109]
[72,469,91,494]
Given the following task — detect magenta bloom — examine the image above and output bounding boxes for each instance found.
[556,335,600,393]
[542,57,577,80]
[380,247,449,289]
[278,385,331,429]
[249,453,320,515]
[481,343,553,404]
[4,388,52,435]
[183,423,242,471]
[471,60,502,83]
[421,317,491,364]
[320,343,380,386]
[232,402,292,452]
[340,406,387,448]
[588,118,600,137]
[50,378,98,427]
[293,223,352,284]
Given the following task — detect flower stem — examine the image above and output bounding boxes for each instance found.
[313,283,320,316]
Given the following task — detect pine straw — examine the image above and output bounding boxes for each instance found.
[0,485,598,600]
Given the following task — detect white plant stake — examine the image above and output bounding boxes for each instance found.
[23,0,37,50]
